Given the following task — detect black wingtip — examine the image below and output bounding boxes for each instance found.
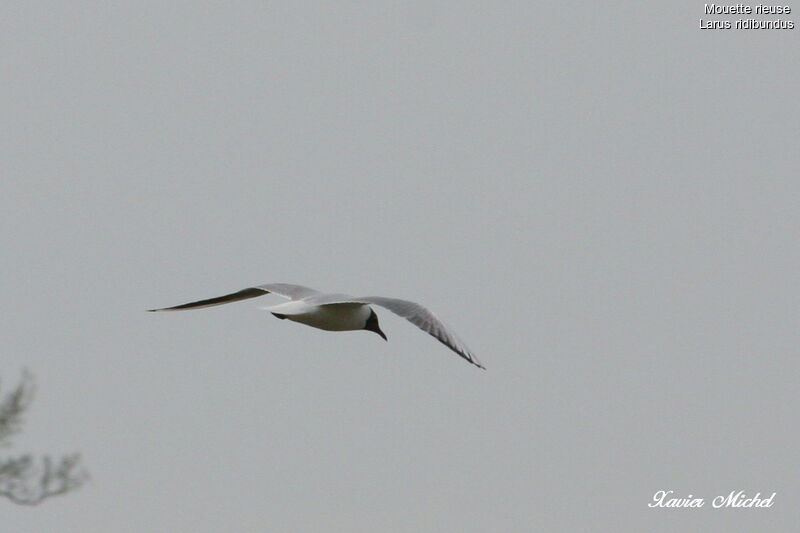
[467,356,486,370]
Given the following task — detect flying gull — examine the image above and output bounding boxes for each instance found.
[149,283,485,369]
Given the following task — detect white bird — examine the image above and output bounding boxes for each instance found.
[149,283,485,369]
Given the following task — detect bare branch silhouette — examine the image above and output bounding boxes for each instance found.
[0,370,34,447]
[0,372,88,505]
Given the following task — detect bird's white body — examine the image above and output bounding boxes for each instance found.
[263,301,371,331]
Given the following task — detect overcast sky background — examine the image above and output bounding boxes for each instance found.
[2,2,798,531]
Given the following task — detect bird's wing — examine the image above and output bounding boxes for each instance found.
[255,283,323,300]
[307,294,485,369]
[148,283,321,311]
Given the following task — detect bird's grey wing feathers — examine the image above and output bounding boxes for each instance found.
[148,283,320,311]
[309,294,485,369]
[254,283,322,300]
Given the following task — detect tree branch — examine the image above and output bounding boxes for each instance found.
[0,372,88,505]
[0,370,34,446]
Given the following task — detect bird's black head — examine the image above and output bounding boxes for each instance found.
[364,309,387,341]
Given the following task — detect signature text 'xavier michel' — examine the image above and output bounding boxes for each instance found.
[649,490,775,509]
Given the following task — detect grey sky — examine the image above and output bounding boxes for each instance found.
[2,2,798,531]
